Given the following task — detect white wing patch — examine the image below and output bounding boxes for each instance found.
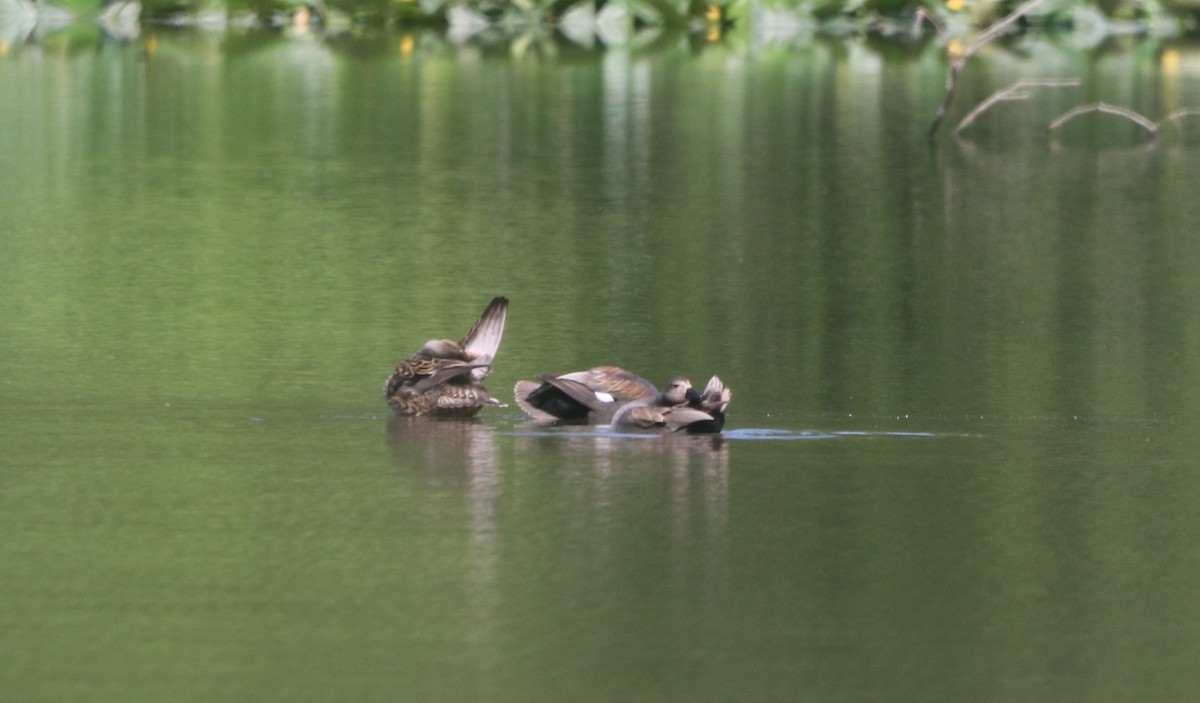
[594,391,615,404]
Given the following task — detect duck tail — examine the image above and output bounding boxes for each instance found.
[514,380,560,423]
[700,376,731,415]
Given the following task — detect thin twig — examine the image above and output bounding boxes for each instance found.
[1158,108,1200,129]
[959,0,1051,66]
[1049,102,1160,136]
[926,61,964,141]
[913,7,944,36]
[927,0,1054,141]
[954,78,1080,135]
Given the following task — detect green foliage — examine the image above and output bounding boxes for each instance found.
[8,0,1200,36]
[224,0,302,19]
[138,0,206,17]
[48,0,106,12]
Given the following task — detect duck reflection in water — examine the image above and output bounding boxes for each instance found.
[385,415,503,659]
[513,430,730,551]
[514,366,731,433]
[384,296,508,417]
[386,415,502,478]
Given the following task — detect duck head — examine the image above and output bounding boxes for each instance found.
[659,376,701,406]
[418,339,475,361]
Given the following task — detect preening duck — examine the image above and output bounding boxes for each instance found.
[384,296,508,417]
[611,375,731,434]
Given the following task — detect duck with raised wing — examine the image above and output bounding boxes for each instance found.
[610,375,731,434]
[384,296,509,417]
[514,365,667,424]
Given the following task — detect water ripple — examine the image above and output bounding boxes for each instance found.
[723,428,975,441]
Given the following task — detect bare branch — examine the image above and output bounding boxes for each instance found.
[954,78,1080,135]
[913,8,945,36]
[927,0,1055,141]
[927,63,964,141]
[1049,102,1160,136]
[1159,108,1200,129]
[958,0,1053,69]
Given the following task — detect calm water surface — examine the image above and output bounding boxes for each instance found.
[3,27,1200,702]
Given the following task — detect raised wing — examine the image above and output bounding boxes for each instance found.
[459,297,508,380]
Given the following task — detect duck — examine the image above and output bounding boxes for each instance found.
[384,296,508,417]
[611,375,731,434]
[514,365,660,424]
[515,367,731,433]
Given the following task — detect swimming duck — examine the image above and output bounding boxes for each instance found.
[611,375,731,434]
[384,296,508,417]
[514,365,659,424]
[515,367,731,433]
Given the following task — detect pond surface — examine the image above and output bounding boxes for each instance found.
[3,28,1200,702]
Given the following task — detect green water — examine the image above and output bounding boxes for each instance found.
[3,30,1200,702]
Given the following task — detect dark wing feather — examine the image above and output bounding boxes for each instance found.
[409,363,478,393]
[537,376,609,413]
